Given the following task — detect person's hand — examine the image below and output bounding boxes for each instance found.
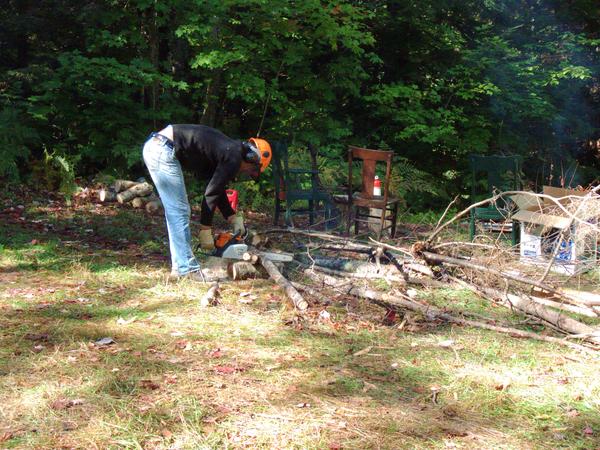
[228,214,246,236]
[198,228,215,251]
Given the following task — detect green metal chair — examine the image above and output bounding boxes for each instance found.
[469,154,522,246]
[272,141,335,228]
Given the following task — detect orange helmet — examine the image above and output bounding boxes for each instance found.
[248,138,272,173]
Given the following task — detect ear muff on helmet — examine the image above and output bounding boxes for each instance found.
[248,138,272,173]
[242,141,261,165]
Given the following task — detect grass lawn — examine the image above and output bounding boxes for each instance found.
[1,191,599,449]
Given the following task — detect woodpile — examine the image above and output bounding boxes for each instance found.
[98,179,162,214]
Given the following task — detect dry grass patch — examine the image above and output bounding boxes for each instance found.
[2,198,600,449]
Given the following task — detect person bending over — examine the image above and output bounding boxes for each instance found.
[142,124,271,282]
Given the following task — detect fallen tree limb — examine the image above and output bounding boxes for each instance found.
[420,250,594,310]
[561,288,600,306]
[262,258,308,311]
[261,228,373,251]
[294,254,404,281]
[300,242,374,255]
[291,282,330,300]
[294,258,410,285]
[295,254,372,272]
[528,294,598,318]
[403,255,600,343]
[441,274,600,345]
[305,270,596,353]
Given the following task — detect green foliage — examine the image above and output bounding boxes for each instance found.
[0,108,38,180]
[0,0,598,212]
[44,150,79,202]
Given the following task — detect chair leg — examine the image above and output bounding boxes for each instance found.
[391,203,398,238]
[285,199,293,227]
[274,199,281,226]
[378,208,385,240]
[346,204,352,236]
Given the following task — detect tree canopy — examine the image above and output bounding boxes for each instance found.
[1,0,599,209]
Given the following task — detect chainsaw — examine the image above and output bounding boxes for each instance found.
[211,230,293,263]
[213,230,249,259]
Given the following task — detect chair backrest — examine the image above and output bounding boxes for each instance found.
[469,154,522,202]
[348,146,394,200]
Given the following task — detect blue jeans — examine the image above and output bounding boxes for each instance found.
[143,134,201,275]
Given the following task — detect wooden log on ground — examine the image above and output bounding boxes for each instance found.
[475,285,600,345]
[203,256,230,280]
[242,252,260,264]
[227,261,268,280]
[117,182,153,204]
[295,254,371,272]
[114,179,139,193]
[300,265,444,289]
[294,258,406,283]
[261,258,308,310]
[131,196,147,208]
[372,289,597,353]
[98,187,117,202]
[131,193,159,209]
[529,294,598,318]
[561,288,600,306]
[145,199,163,214]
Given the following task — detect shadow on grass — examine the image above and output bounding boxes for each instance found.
[253,325,600,448]
[2,201,599,448]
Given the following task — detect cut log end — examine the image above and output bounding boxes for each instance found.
[227,261,267,280]
[98,188,117,202]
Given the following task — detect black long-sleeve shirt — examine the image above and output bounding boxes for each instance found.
[172,124,241,226]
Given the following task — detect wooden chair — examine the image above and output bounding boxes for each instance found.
[347,146,399,239]
[272,141,335,228]
[469,154,522,246]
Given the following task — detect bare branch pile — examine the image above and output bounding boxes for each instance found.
[252,188,600,351]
